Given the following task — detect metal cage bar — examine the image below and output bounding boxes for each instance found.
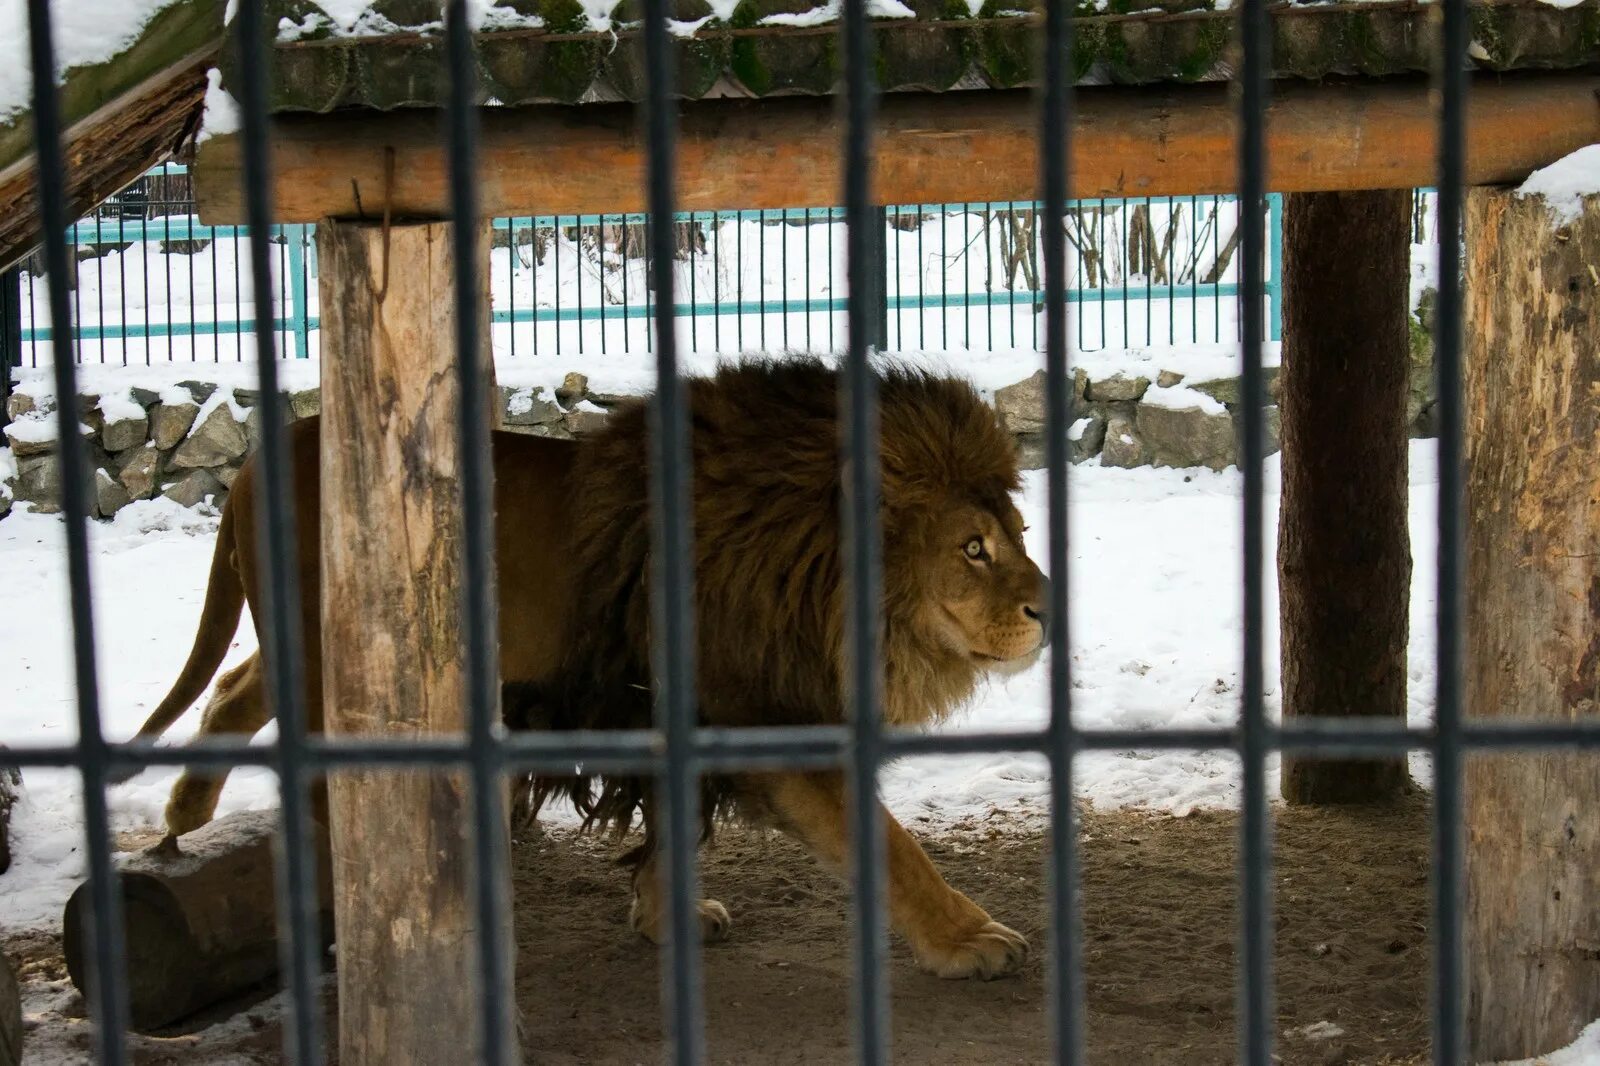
[24,1,131,1062]
[1234,0,1274,1060]
[1431,0,1470,1058]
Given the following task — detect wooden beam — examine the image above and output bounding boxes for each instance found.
[1278,189,1414,804]
[195,73,1600,224]
[318,218,513,1064]
[1464,186,1600,1062]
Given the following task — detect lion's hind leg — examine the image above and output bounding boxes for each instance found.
[162,655,271,841]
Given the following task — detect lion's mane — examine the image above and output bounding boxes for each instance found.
[510,356,1022,836]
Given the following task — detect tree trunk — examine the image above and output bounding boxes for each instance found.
[317,219,515,1065]
[1278,190,1414,804]
[1464,186,1600,1061]
[60,810,332,1033]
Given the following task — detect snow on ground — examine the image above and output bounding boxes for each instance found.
[0,410,1439,935]
[1492,1021,1600,1066]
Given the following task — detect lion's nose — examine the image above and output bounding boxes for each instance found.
[1023,581,1051,643]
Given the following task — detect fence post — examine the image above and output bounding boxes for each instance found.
[0,267,19,431]
[285,224,311,360]
[1267,194,1283,342]
[870,206,890,350]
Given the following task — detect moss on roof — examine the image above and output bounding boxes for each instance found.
[240,0,1600,112]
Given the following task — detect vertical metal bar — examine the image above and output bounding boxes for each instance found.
[0,266,19,430]
[1266,193,1283,343]
[1236,0,1273,1058]
[286,225,310,360]
[95,211,106,364]
[25,0,129,1061]
[1038,3,1084,1061]
[840,0,889,1060]
[640,0,707,1061]
[230,2,323,1062]
[873,206,889,351]
[1431,0,1468,1058]
[441,5,515,1062]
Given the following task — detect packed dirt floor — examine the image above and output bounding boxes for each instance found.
[10,800,1436,1064]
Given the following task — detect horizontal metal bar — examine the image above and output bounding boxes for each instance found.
[7,717,1599,773]
[24,316,309,343]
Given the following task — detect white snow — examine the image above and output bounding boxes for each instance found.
[0,0,185,122]
[1491,1020,1600,1066]
[95,390,146,424]
[1518,144,1600,227]
[186,386,252,435]
[3,413,61,443]
[758,0,916,26]
[1141,382,1228,416]
[195,66,241,145]
[506,385,542,417]
[1067,416,1092,442]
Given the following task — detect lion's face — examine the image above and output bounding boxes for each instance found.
[914,497,1049,676]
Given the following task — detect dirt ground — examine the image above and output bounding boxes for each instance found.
[9,801,1434,1064]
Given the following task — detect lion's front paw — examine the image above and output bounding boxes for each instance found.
[630,896,733,945]
[914,919,1029,980]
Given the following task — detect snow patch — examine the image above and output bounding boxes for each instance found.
[1517,144,1600,227]
[506,386,540,417]
[1142,383,1227,416]
[758,0,916,25]
[3,413,61,444]
[195,66,241,144]
[96,390,146,424]
[1067,417,1093,442]
[0,0,186,123]
[187,387,251,436]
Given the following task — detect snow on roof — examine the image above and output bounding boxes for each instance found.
[0,0,188,123]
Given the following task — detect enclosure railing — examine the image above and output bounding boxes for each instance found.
[13,0,1600,1063]
[1,162,1289,368]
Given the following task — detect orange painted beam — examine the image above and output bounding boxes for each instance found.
[194,74,1600,223]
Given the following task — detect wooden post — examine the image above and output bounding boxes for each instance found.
[318,217,510,1064]
[1464,186,1600,1060]
[1278,190,1414,803]
[61,810,333,1032]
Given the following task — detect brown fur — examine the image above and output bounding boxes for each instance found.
[127,356,1046,979]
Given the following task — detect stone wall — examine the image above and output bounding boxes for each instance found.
[0,337,1437,519]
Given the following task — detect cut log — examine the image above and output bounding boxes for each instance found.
[60,809,333,1033]
[1277,190,1413,803]
[1464,185,1600,1060]
[317,218,515,1064]
[0,753,18,875]
[1,948,19,1066]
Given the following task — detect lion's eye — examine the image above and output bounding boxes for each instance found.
[964,538,986,560]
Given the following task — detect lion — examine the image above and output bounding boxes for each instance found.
[121,355,1049,981]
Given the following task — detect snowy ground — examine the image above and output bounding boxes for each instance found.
[0,416,1439,936]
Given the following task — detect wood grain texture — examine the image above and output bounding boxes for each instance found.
[1464,187,1600,1061]
[317,218,512,1064]
[195,74,1600,224]
[1278,190,1413,804]
[60,810,332,1033]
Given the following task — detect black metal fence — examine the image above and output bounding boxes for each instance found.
[12,0,1600,1063]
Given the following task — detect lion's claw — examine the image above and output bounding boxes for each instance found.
[917,919,1030,980]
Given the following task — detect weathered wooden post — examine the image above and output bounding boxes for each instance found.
[1464,183,1600,1060]
[317,217,508,1064]
[1278,189,1414,803]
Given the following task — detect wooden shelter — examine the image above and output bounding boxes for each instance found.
[14,0,1600,1059]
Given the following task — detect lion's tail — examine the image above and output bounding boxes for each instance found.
[110,500,246,781]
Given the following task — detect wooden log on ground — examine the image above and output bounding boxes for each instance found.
[1464,184,1600,1060]
[60,809,333,1033]
[0,753,18,874]
[1,948,19,1066]
[1277,189,1414,804]
[193,73,1600,224]
[318,218,515,1064]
